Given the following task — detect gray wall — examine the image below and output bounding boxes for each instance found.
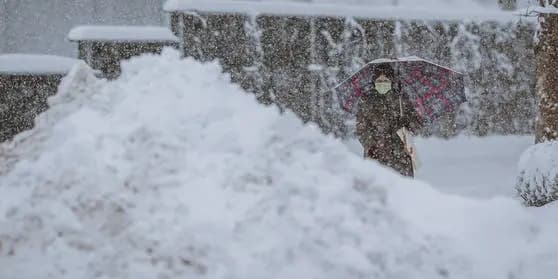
[0,0,530,56]
[171,12,536,137]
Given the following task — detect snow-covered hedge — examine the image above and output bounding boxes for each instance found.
[516,140,558,206]
[2,49,558,278]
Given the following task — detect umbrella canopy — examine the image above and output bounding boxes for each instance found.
[333,56,465,124]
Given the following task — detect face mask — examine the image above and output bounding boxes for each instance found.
[375,81,392,95]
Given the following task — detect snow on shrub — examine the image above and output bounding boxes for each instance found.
[516,140,558,206]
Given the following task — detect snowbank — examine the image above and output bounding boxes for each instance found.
[516,140,558,206]
[1,49,558,279]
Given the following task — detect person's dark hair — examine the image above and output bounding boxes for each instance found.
[372,63,395,81]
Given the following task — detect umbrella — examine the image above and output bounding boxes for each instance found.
[333,56,466,124]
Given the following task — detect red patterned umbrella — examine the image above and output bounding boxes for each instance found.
[333,57,465,124]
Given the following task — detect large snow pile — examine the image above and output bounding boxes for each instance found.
[516,140,558,206]
[1,49,558,279]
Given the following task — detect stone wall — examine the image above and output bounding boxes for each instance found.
[170,11,536,138]
[0,74,64,142]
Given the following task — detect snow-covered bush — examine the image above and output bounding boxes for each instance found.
[516,140,558,206]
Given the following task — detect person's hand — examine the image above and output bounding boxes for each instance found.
[407,119,421,134]
[395,116,405,129]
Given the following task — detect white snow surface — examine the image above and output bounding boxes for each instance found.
[68,25,179,42]
[164,0,525,21]
[345,135,534,199]
[416,135,533,198]
[1,49,558,279]
[0,54,79,75]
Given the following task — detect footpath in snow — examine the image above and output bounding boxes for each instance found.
[0,49,557,279]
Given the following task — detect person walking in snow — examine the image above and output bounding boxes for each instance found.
[356,63,422,177]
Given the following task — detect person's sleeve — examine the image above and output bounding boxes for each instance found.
[355,98,368,144]
[356,97,378,146]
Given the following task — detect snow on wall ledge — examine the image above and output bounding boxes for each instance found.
[164,0,525,21]
[0,54,79,75]
[68,25,179,43]
[1,49,558,279]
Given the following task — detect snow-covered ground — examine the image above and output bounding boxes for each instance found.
[346,135,533,199]
[415,136,533,199]
[1,50,558,279]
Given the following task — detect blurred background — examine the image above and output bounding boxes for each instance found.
[0,0,533,56]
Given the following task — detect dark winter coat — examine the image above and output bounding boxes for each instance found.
[356,87,422,177]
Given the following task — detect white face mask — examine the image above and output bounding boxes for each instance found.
[375,81,392,95]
